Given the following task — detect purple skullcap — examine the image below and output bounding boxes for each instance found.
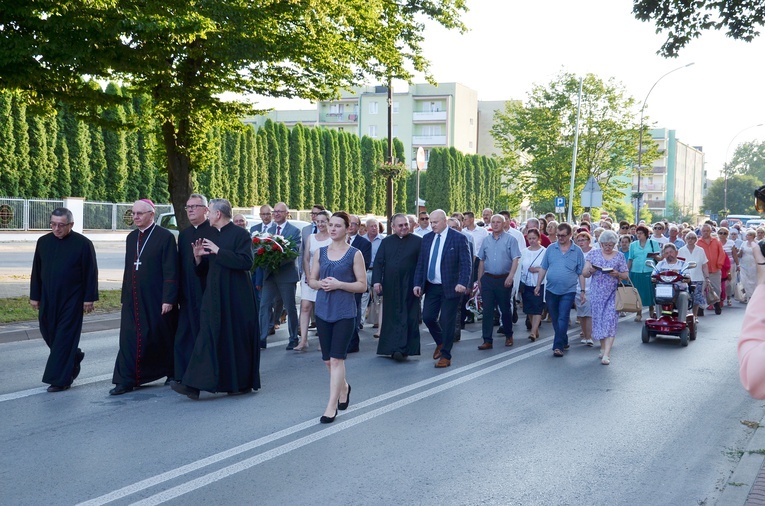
[139,198,156,209]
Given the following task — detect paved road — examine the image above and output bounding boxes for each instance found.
[0,241,126,297]
[1,303,760,505]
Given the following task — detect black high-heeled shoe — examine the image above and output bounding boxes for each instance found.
[338,383,351,411]
[320,410,337,424]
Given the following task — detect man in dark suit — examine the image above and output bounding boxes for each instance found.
[413,209,471,368]
[346,214,372,353]
[250,205,279,337]
[258,202,302,350]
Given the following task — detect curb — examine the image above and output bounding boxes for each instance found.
[717,411,765,505]
[0,313,121,344]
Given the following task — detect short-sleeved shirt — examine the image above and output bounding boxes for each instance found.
[629,239,660,273]
[477,232,521,275]
[540,241,585,295]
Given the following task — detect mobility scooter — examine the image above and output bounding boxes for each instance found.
[642,259,697,347]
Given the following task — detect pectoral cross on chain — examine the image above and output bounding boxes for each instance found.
[134,259,142,271]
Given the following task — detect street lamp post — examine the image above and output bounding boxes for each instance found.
[724,123,764,214]
[635,63,695,223]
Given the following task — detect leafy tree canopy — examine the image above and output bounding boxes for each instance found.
[491,71,659,216]
[633,0,765,57]
[703,174,763,216]
[0,0,466,227]
[729,140,765,183]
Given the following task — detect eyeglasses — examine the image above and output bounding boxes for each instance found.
[50,222,71,229]
[272,209,286,214]
[620,225,629,229]
[310,212,319,216]
[420,217,429,221]
[184,204,205,210]
[132,211,152,217]
[556,234,569,238]
[653,227,663,230]
[259,213,272,217]
[719,232,728,235]
[396,223,409,228]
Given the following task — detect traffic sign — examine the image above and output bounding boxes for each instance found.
[555,197,565,207]
[416,147,426,171]
[581,176,603,208]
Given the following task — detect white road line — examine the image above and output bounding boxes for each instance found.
[0,373,113,403]
[128,344,552,506]
[76,342,551,506]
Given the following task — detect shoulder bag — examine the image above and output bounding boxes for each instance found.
[615,280,642,313]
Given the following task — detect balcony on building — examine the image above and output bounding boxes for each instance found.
[646,200,666,209]
[319,112,359,124]
[412,111,448,122]
[412,135,447,145]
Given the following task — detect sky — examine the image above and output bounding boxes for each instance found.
[259,0,765,181]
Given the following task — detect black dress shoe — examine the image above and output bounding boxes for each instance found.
[227,388,252,396]
[268,328,276,335]
[171,382,200,400]
[72,350,85,381]
[497,326,506,335]
[109,384,134,395]
[286,341,297,350]
[47,384,70,393]
[714,302,722,315]
[259,340,267,349]
[392,351,406,362]
[320,410,338,424]
[338,384,351,410]
[164,377,175,385]
[347,347,360,353]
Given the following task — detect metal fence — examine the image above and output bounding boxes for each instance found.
[83,201,173,230]
[0,197,65,230]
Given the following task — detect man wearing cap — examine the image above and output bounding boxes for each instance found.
[110,199,179,395]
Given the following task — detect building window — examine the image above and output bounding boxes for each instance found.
[369,101,379,114]
[469,118,474,125]
[392,125,399,137]
[392,102,400,114]
[369,125,377,137]
[469,141,474,148]
[329,103,344,115]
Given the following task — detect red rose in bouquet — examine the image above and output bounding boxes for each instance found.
[251,232,298,272]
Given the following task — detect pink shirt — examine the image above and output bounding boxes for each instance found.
[738,285,765,398]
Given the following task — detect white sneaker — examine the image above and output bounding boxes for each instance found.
[585,339,594,346]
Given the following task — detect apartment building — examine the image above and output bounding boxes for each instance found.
[243,83,508,170]
[632,128,705,216]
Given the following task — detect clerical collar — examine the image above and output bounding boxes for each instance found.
[139,223,155,233]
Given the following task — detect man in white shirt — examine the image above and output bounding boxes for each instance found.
[463,211,489,254]
[413,211,432,237]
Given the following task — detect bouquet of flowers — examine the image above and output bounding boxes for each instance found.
[251,233,299,272]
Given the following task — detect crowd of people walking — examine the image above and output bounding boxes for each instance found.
[28,198,765,422]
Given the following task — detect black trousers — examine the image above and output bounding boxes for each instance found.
[422,282,461,360]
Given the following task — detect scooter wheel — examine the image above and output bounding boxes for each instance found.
[679,328,689,347]
[641,325,650,344]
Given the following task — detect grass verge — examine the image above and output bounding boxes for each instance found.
[0,290,122,324]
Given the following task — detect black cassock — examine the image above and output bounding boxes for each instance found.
[174,220,217,380]
[30,231,98,386]
[182,222,260,393]
[372,233,422,356]
[112,224,178,387]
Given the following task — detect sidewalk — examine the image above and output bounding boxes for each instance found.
[0,231,130,242]
[717,410,765,505]
[0,312,121,344]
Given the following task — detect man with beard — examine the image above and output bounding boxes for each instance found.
[373,214,422,361]
[172,199,259,399]
[174,194,217,383]
[110,199,178,395]
[30,207,98,392]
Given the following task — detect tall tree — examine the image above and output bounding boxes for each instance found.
[730,140,765,183]
[491,72,657,216]
[0,0,466,229]
[633,0,765,57]
[323,129,340,211]
[122,94,141,201]
[88,121,108,201]
[52,110,72,198]
[12,95,31,198]
[289,123,306,210]
[0,91,18,196]
[703,175,763,216]
[310,128,325,207]
[277,122,291,206]
[255,127,269,205]
[264,120,281,203]
[27,113,54,198]
[60,104,92,198]
[337,131,351,211]
[132,93,157,200]
[349,135,364,213]
[102,83,128,202]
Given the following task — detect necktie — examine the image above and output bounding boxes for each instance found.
[428,233,441,281]
[313,225,317,234]
[276,225,281,236]
[346,236,351,245]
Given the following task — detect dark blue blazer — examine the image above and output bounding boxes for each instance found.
[351,235,372,270]
[263,221,301,282]
[414,228,471,299]
[250,222,267,288]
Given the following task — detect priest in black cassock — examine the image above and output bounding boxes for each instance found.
[372,213,422,361]
[30,208,99,392]
[174,193,217,382]
[110,199,179,395]
[171,198,260,400]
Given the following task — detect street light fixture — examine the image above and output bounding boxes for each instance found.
[635,62,695,223]
[724,123,764,214]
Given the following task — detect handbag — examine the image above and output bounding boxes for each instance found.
[705,284,720,305]
[734,281,747,302]
[615,280,642,313]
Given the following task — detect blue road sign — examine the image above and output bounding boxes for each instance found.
[555,197,565,208]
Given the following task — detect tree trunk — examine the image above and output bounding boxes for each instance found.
[162,120,193,231]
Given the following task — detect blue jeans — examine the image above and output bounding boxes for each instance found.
[546,290,576,351]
